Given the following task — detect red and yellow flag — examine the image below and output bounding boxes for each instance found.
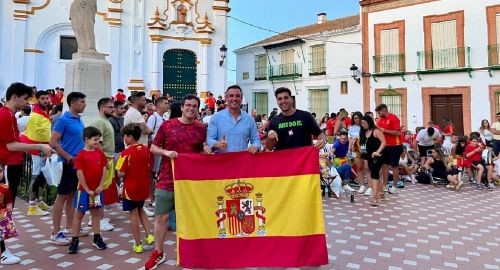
[173,146,328,269]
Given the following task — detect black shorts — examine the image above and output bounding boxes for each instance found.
[122,199,145,211]
[417,145,434,158]
[58,163,78,195]
[381,145,404,167]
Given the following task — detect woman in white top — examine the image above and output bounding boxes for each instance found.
[479,119,493,148]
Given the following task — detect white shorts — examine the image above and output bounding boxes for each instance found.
[31,155,46,176]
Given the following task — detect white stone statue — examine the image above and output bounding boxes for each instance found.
[70,0,97,53]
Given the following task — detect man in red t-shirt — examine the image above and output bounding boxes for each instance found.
[375,104,404,195]
[115,88,126,102]
[206,92,216,112]
[0,82,52,206]
[145,94,206,269]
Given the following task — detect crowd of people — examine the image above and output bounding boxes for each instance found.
[315,105,500,206]
[0,83,324,269]
[0,81,498,268]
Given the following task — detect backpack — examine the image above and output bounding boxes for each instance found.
[415,171,432,184]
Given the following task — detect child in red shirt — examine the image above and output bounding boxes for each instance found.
[116,124,154,253]
[69,127,108,254]
[0,162,21,265]
[464,136,493,189]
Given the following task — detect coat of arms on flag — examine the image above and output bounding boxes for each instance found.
[215,179,266,238]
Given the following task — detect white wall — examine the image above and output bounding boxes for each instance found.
[236,27,363,116]
[0,0,227,99]
[367,0,500,132]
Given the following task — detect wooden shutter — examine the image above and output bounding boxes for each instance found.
[431,20,458,69]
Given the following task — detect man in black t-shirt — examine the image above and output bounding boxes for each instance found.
[266,87,326,150]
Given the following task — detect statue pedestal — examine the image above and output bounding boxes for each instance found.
[65,52,112,125]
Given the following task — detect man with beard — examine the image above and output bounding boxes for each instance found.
[124,91,152,146]
[145,94,206,270]
[89,98,116,231]
[266,87,326,150]
[206,85,260,154]
[109,100,126,159]
[21,90,53,216]
[49,92,88,245]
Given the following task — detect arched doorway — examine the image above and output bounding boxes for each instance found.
[163,49,197,100]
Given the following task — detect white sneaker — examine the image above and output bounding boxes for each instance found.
[100,220,114,232]
[383,186,389,193]
[144,208,155,217]
[343,184,355,192]
[357,185,366,194]
[49,231,70,246]
[363,187,373,196]
[1,249,21,265]
[388,186,398,194]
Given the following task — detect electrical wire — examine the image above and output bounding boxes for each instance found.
[227,15,362,46]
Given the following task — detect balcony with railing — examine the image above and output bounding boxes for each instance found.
[254,66,267,81]
[268,62,302,81]
[416,47,472,78]
[372,54,406,77]
[488,44,500,76]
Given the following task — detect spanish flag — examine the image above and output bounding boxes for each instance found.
[173,146,328,269]
[20,104,51,155]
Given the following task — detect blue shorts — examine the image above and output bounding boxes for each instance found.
[74,190,104,212]
[122,199,145,211]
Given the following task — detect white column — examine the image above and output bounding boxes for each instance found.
[11,19,27,83]
[109,26,121,91]
[150,41,160,91]
[201,44,209,92]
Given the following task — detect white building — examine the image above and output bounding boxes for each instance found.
[361,0,500,135]
[235,14,363,118]
[0,0,230,100]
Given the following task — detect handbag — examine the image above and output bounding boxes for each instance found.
[0,209,18,240]
[41,154,63,187]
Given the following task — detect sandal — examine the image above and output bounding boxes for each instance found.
[370,199,379,206]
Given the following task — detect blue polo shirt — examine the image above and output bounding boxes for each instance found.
[206,109,261,153]
[53,111,84,161]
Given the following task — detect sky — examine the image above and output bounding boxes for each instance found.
[226,0,360,83]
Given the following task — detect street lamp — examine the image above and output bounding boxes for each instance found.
[349,64,370,84]
[219,44,227,66]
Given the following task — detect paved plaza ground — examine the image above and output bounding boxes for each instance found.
[5,182,500,270]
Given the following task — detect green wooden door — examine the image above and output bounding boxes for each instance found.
[163,49,197,100]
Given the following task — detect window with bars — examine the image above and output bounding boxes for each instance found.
[495,91,500,116]
[380,90,403,120]
[253,92,269,115]
[378,29,401,73]
[254,55,267,80]
[431,20,458,69]
[308,89,328,117]
[309,44,326,75]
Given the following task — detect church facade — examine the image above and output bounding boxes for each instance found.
[0,0,230,100]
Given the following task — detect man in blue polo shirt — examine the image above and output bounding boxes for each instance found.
[49,92,87,245]
[206,85,260,154]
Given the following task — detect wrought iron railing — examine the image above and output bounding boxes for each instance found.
[488,44,500,66]
[417,47,470,71]
[18,154,57,205]
[373,54,405,73]
[268,62,302,80]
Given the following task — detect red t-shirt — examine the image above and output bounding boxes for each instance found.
[0,107,24,165]
[116,144,150,201]
[152,118,206,191]
[74,149,107,191]
[464,144,482,164]
[344,116,352,128]
[443,124,454,135]
[207,97,216,110]
[115,92,126,102]
[326,119,335,136]
[55,93,64,105]
[377,113,401,146]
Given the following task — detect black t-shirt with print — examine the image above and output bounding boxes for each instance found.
[267,109,321,150]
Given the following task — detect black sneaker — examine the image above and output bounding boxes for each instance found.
[92,234,107,250]
[68,238,79,254]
